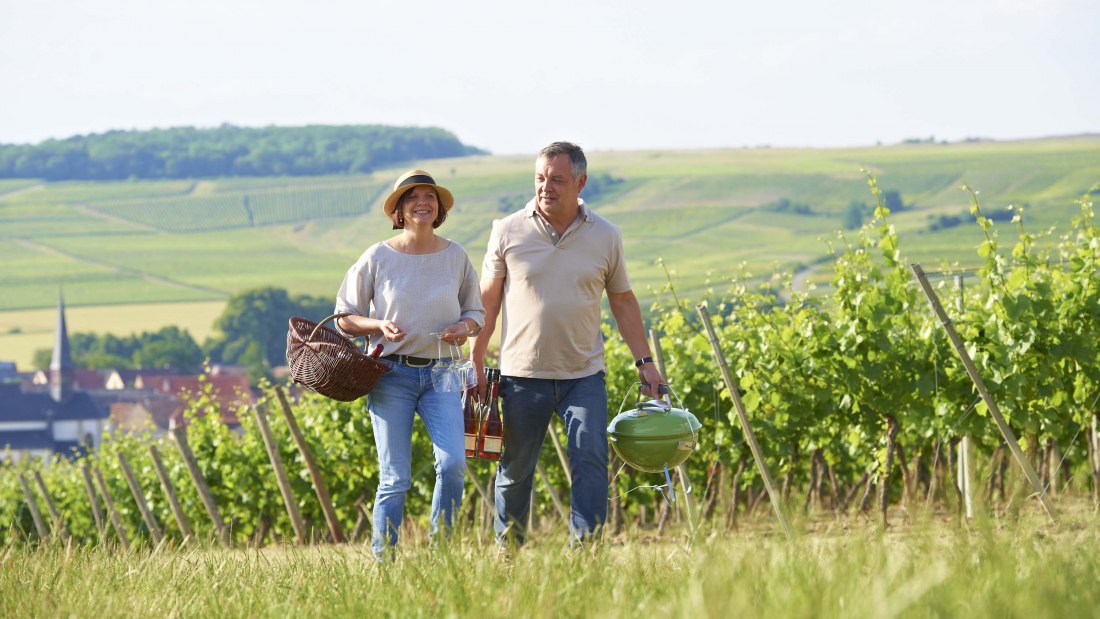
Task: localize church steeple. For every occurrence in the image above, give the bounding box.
[49,291,74,402]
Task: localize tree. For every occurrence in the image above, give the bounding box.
[581,172,624,204]
[882,190,904,212]
[204,287,332,372]
[0,125,487,180]
[237,341,272,384]
[844,201,869,230]
[132,326,204,372]
[31,326,203,372]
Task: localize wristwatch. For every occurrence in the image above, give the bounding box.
[634,356,654,368]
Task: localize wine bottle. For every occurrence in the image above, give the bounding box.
[477,368,504,460]
[462,384,480,458]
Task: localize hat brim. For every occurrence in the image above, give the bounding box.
[383,183,455,216]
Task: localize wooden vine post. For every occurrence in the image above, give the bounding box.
[1092,416,1100,510]
[18,473,49,541]
[953,273,976,519]
[170,424,230,543]
[80,464,107,541]
[148,444,193,539]
[536,461,569,525]
[465,468,494,513]
[92,466,130,549]
[253,404,307,545]
[350,493,370,542]
[527,484,537,534]
[274,387,345,543]
[910,263,1056,521]
[117,452,163,544]
[32,470,70,541]
[697,303,794,542]
[547,424,572,482]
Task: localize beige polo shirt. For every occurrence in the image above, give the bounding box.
[483,198,632,379]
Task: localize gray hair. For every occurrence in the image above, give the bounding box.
[538,141,587,181]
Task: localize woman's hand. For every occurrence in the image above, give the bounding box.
[440,321,471,346]
[380,320,406,343]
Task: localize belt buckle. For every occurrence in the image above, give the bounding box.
[405,355,431,368]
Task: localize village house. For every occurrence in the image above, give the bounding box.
[30,365,252,431]
[0,297,108,463]
[1,297,252,462]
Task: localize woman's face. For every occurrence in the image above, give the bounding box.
[399,185,439,228]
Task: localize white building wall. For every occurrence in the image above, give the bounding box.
[0,421,50,432]
[52,419,103,446]
[53,420,80,441]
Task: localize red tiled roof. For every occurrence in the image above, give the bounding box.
[139,374,252,426]
[72,369,108,390]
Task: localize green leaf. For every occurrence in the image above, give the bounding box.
[742,389,762,411]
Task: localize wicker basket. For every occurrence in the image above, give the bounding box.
[286,313,389,401]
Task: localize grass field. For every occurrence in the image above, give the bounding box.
[3,513,1098,618]
[0,301,225,370]
[2,135,1099,369]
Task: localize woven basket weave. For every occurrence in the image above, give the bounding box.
[286,313,389,401]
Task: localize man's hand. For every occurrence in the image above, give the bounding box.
[638,362,665,398]
[472,276,504,403]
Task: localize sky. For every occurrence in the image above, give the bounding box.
[1,0,1098,155]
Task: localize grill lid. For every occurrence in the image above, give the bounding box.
[608,400,702,440]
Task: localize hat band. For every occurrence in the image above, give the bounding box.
[396,174,435,189]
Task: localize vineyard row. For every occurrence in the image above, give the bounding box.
[2,177,1099,544]
[89,182,387,232]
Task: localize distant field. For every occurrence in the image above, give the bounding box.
[0,301,225,371]
[0,179,42,196]
[1,136,1098,364]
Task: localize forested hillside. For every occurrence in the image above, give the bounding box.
[0,125,485,180]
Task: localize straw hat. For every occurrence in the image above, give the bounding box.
[382,169,455,216]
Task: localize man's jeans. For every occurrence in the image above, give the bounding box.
[367,361,465,559]
[494,372,608,544]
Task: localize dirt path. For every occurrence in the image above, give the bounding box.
[0,183,45,201]
[791,263,818,292]
[780,260,828,303]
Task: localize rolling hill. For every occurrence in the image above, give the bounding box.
[2,135,1098,369]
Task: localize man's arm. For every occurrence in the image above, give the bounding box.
[471,276,504,396]
[607,289,665,396]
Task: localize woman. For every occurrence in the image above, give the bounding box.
[335,169,484,560]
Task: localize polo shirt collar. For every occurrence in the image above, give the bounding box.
[525,198,591,222]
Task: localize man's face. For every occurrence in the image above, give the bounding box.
[535,154,586,217]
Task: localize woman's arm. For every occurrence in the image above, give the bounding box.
[337,315,406,343]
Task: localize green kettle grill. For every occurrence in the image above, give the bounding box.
[608,385,702,474]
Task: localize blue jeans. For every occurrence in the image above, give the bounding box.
[367,361,465,559]
[494,372,608,545]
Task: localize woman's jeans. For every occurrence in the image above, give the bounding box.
[367,361,465,559]
[494,372,608,545]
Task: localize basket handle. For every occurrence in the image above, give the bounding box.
[308,312,355,342]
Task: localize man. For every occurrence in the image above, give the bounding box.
[472,141,665,545]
